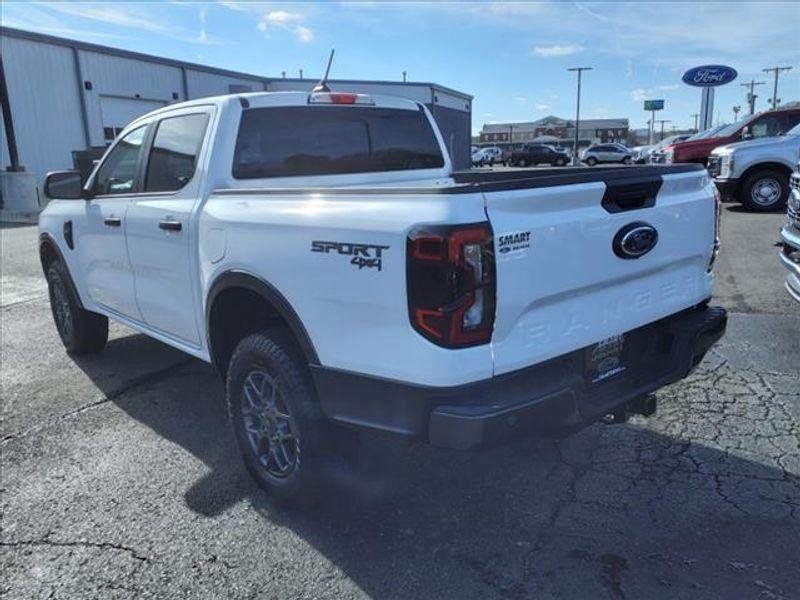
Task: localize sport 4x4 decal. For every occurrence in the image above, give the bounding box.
[311,241,390,271]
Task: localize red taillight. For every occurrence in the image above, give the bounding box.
[407,223,495,348]
[308,92,374,105]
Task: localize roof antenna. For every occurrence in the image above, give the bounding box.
[313,49,335,93]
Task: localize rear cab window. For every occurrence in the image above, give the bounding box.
[232,105,445,179]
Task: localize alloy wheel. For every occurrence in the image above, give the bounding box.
[241,370,299,478]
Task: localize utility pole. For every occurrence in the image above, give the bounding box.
[732,105,741,121]
[690,113,699,132]
[740,79,765,115]
[656,119,672,141]
[762,66,792,109]
[402,71,407,83]
[299,68,304,79]
[567,66,592,165]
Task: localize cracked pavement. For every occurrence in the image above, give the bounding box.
[2,206,799,599]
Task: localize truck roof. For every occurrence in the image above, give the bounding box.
[130,90,424,127]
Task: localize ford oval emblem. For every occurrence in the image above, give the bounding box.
[682,65,738,88]
[613,222,658,259]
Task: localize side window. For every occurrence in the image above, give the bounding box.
[94,125,147,195]
[781,112,800,134]
[749,115,782,139]
[145,113,209,192]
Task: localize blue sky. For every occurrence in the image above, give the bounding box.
[3,1,799,134]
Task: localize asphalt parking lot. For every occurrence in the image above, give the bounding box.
[1,202,799,599]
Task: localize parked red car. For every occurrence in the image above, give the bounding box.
[662,107,800,166]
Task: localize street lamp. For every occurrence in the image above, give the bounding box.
[568,66,592,165]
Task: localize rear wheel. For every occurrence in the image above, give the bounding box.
[46,261,108,354]
[586,157,597,166]
[739,170,788,212]
[622,156,632,165]
[555,158,567,167]
[518,158,528,168]
[226,329,353,504]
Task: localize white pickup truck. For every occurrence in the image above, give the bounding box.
[40,90,727,502]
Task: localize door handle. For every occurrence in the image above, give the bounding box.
[158,220,182,232]
[104,216,122,227]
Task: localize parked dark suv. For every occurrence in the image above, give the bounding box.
[508,144,570,167]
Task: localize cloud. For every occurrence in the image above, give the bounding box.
[42,3,177,35]
[513,96,528,105]
[198,8,209,43]
[631,88,652,102]
[658,84,680,91]
[532,44,584,57]
[626,59,634,78]
[534,103,551,112]
[247,8,314,43]
[295,25,314,43]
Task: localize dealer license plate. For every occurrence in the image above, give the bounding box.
[585,334,628,384]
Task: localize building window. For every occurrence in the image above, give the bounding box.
[103,126,125,145]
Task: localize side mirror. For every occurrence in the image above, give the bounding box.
[44,171,87,200]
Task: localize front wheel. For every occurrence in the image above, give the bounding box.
[46,261,108,354]
[226,329,353,504]
[623,156,632,165]
[517,158,528,168]
[586,157,597,166]
[555,158,567,167]
[739,170,789,212]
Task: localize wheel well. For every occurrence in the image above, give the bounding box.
[207,287,287,375]
[740,162,792,184]
[207,278,318,377]
[39,238,59,273]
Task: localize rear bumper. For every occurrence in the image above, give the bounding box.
[312,304,727,449]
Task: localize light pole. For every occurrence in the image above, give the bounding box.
[732,105,741,121]
[690,113,699,132]
[762,66,792,109]
[568,66,592,165]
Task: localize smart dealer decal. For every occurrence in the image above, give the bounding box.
[497,231,531,255]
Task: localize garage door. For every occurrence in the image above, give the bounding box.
[99,96,166,144]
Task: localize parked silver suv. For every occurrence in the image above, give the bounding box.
[581,143,633,166]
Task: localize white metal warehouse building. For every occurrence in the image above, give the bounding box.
[0,26,472,205]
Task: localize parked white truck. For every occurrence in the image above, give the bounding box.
[708,122,800,211]
[39,90,727,501]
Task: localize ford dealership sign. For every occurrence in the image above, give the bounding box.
[682,65,738,87]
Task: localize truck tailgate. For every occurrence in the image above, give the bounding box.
[484,169,716,376]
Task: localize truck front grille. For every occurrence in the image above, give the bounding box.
[789,172,800,229]
[707,156,722,178]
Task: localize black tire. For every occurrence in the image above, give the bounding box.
[226,329,350,504]
[46,261,108,354]
[623,156,632,165]
[518,158,528,168]
[739,169,789,212]
[586,157,597,166]
[555,158,567,167]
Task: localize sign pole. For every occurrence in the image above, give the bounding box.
[699,87,715,130]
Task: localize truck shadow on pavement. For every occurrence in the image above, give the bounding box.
[76,333,800,599]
